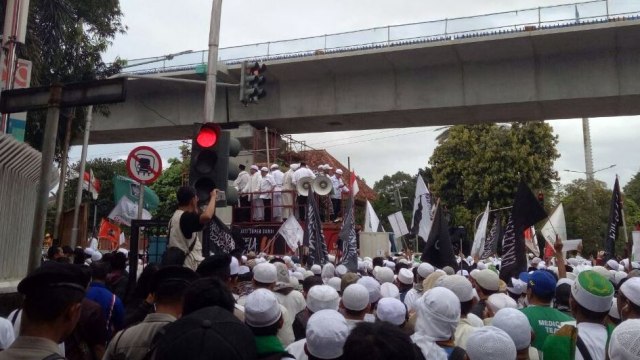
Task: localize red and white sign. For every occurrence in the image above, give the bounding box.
[126,146,162,184]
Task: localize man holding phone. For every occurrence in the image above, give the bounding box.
[164,186,218,270]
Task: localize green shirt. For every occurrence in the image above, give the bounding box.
[521,305,575,350]
[255,335,286,358]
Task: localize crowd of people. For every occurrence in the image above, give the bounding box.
[2,241,640,359]
[233,163,349,223]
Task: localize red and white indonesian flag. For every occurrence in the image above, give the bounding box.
[83,169,101,200]
[350,170,359,198]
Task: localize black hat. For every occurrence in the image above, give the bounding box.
[18,262,86,296]
[150,266,199,293]
[155,306,256,360]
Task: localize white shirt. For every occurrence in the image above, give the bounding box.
[242,171,262,198]
[283,170,295,190]
[271,169,285,188]
[575,322,608,360]
[330,175,348,199]
[292,167,315,185]
[404,288,423,312]
[0,317,15,350]
[234,170,250,193]
[259,174,276,199]
[285,339,307,360]
[274,290,307,321]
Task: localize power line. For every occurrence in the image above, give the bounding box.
[304,128,402,147]
[322,128,436,148]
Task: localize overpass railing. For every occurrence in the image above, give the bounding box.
[123,0,640,74]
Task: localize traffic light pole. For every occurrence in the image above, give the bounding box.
[205,0,222,124]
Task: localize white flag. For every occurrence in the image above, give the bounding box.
[278,216,304,252]
[388,211,409,237]
[364,200,381,232]
[108,196,152,227]
[410,176,432,242]
[471,202,490,258]
[540,203,567,248]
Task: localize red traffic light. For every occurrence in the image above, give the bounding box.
[196,124,220,148]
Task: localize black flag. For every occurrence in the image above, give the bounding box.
[482,214,501,259]
[305,190,329,266]
[500,180,547,282]
[421,201,457,269]
[604,177,623,261]
[339,195,358,272]
[203,216,242,255]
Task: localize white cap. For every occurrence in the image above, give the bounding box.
[612,271,628,286]
[357,276,382,304]
[91,251,102,262]
[531,257,542,265]
[608,319,640,360]
[238,265,250,275]
[244,289,282,327]
[323,164,332,170]
[230,256,239,276]
[456,269,469,277]
[572,270,615,313]
[620,277,640,307]
[321,263,335,281]
[486,293,518,314]
[117,248,129,257]
[270,164,279,169]
[375,267,395,284]
[592,266,613,281]
[477,262,487,270]
[260,167,269,172]
[311,264,322,275]
[397,268,414,285]
[507,278,527,295]
[342,284,370,311]
[304,270,315,279]
[327,254,336,264]
[557,278,575,288]
[250,165,259,171]
[466,326,517,360]
[290,164,300,171]
[376,298,407,326]
[335,264,348,277]
[380,282,400,299]
[306,310,349,359]
[253,263,277,284]
[472,269,500,291]
[384,261,396,271]
[609,297,620,320]
[293,272,304,281]
[414,287,460,340]
[492,308,532,350]
[307,285,340,313]
[335,169,343,175]
[607,259,620,270]
[439,275,474,302]
[327,277,342,293]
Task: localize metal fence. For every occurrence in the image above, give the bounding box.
[123,0,640,74]
[128,219,169,288]
[0,135,41,284]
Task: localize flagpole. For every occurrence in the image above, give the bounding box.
[70,106,93,248]
[620,175,630,248]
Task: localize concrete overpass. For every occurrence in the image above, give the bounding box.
[91,18,640,144]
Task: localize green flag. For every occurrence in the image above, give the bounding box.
[113,175,160,211]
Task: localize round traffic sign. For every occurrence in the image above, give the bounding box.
[126,146,163,184]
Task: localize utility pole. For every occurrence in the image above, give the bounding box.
[582,117,595,199]
[205,0,222,124]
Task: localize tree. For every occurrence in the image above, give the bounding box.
[624,170,640,207]
[151,158,187,220]
[428,122,559,231]
[1,0,127,154]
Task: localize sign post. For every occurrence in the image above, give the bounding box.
[126,145,163,219]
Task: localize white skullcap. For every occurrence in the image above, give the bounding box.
[592,266,613,281]
[456,269,469,277]
[307,285,340,313]
[476,262,487,270]
[241,255,248,263]
[117,248,129,256]
[607,259,620,270]
[557,278,575,288]
[568,258,579,267]
[321,263,335,281]
[531,257,542,265]
[244,289,282,327]
[324,164,332,170]
[384,261,396,270]
[250,165,259,171]
[398,268,414,285]
[293,271,304,281]
[566,272,577,281]
[375,267,395,284]
[306,310,349,359]
[335,169,343,175]
[610,297,621,320]
[472,269,500,291]
[230,256,239,276]
[380,282,400,299]
[492,308,532,350]
[537,261,547,270]
[620,277,640,307]
[357,276,382,304]
[442,266,455,275]
[253,263,277,284]
[414,287,460,340]
[327,254,336,264]
[260,167,269,172]
[469,269,480,278]
[335,264,348,277]
[507,278,527,295]
[466,326,517,360]
[608,319,640,360]
[238,265,250,275]
[439,275,474,302]
[612,271,628,286]
[342,284,370,311]
[304,271,315,279]
[327,277,342,293]
[290,164,300,171]
[270,163,279,169]
[289,277,299,287]
[376,298,407,326]
[486,293,518,314]
[311,264,322,275]
[572,270,614,313]
[283,256,292,263]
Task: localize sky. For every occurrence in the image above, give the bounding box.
[69,0,640,189]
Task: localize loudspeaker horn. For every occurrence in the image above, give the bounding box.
[296,176,314,196]
[313,175,333,196]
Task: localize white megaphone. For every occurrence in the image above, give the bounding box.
[296,177,314,196]
[313,175,333,196]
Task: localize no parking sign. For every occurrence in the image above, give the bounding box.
[126,146,162,184]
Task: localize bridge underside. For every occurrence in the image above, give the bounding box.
[90,20,640,144]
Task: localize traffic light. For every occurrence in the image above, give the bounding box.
[239,61,267,105]
[189,123,241,207]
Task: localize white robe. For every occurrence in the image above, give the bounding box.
[243,172,262,220]
[282,169,296,219]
